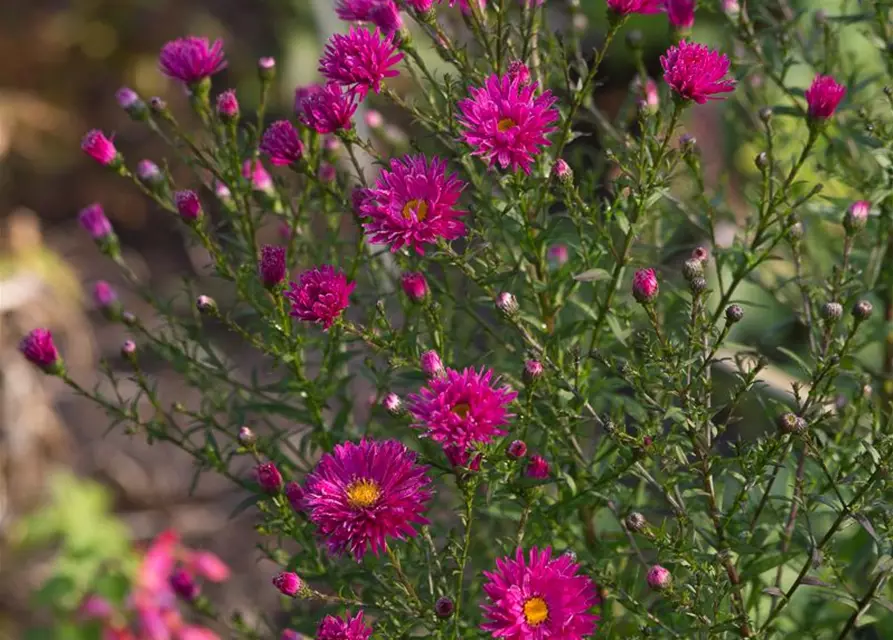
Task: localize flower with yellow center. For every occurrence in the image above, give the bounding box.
[497,117,516,132]
[452,402,470,419]
[346,478,381,508]
[402,199,428,221]
[523,596,549,626]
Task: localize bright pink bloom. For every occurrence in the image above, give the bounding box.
[285,265,355,329]
[260,120,304,166]
[420,350,445,377]
[482,547,599,639]
[242,159,274,192]
[79,204,113,239]
[606,0,664,14]
[273,571,303,597]
[296,82,359,134]
[319,27,403,96]
[458,73,559,174]
[507,60,531,85]
[647,564,672,590]
[158,37,227,84]
[294,84,324,116]
[170,568,200,601]
[81,130,118,166]
[661,40,735,104]
[175,190,203,220]
[632,268,659,303]
[301,439,432,559]
[667,0,696,28]
[317,611,373,640]
[77,594,114,621]
[401,272,429,302]
[526,455,550,478]
[216,89,239,120]
[255,462,283,493]
[337,0,403,34]
[804,74,846,120]
[20,328,61,372]
[361,154,467,254]
[408,367,517,451]
[259,245,287,288]
[93,280,118,308]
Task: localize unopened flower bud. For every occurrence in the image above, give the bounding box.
[93,280,121,320]
[121,340,137,360]
[523,360,544,384]
[82,129,121,167]
[507,60,531,85]
[365,109,384,129]
[788,220,804,242]
[632,268,659,304]
[625,511,647,532]
[647,565,672,591]
[383,392,403,415]
[196,295,216,314]
[755,152,769,170]
[122,311,137,326]
[682,258,703,281]
[690,276,708,294]
[285,481,304,512]
[680,134,697,153]
[435,595,455,618]
[272,572,304,597]
[507,440,527,458]
[149,96,169,117]
[496,291,519,316]
[759,106,773,123]
[238,426,256,447]
[258,56,276,81]
[843,200,870,234]
[526,454,550,479]
[319,162,336,183]
[547,244,569,268]
[852,300,873,322]
[821,301,842,321]
[170,569,200,601]
[551,158,573,185]
[420,350,445,378]
[778,412,807,434]
[137,160,164,189]
[259,245,286,289]
[723,0,740,16]
[216,89,240,122]
[19,328,64,375]
[401,272,429,303]
[116,87,148,120]
[255,462,283,493]
[725,304,744,324]
[175,190,203,221]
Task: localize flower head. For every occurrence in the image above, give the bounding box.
[255,462,283,493]
[302,439,432,559]
[383,392,403,415]
[667,0,696,29]
[632,268,659,303]
[273,571,304,597]
[361,154,467,254]
[297,82,359,134]
[507,60,531,85]
[78,203,113,239]
[804,74,846,120]
[458,73,559,174]
[320,27,403,96]
[507,440,527,458]
[606,0,664,14]
[523,360,544,384]
[175,190,203,221]
[81,130,118,166]
[243,159,274,192]
[409,366,517,451]
[285,265,355,329]
[420,350,445,378]
[526,455,550,479]
[216,89,240,120]
[481,547,599,639]
[337,0,403,34]
[260,120,305,166]
[661,40,735,104]
[259,245,287,288]
[401,272,429,302]
[158,37,227,84]
[285,481,304,512]
[137,160,163,186]
[170,569,200,601]
[647,565,672,590]
[844,200,870,234]
[317,611,373,640]
[19,328,63,374]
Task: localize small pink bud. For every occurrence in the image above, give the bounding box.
[507,440,527,458]
[175,190,203,221]
[238,426,256,446]
[383,392,403,415]
[647,565,672,591]
[170,568,200,601]
[435,596,455,618]
[81,129,119,166]
[319,162,336,183]
[365,110,384,129]
[632,268,659,304]
[281,631,306,640]
[137,160,164,187]
[844,200,870,234]
[551,159,573,185]
[242,159,274,193]
[526,454,550,479]
[507,60,531,85]
[93,280,120,315]
[77,594,114,622]
[19,328,63,375]
[255,462,283,493]
[116,87,139,110]
[547,244,569,267]
[272,571,304,597]
[523,360,543,384]
[323,136,342,154]
[121,340,136,359]
[495,291,518,316]
[216,89,240,121]
[420,350,445,378]
[259,245,287,289]
[196,295,216,314]
[78,203,113,240]
[691,246,709,262]
[285,481,304,512]
[189,551,230,582]
[401,272,429,303]
[722,0,740,16]
[258,57,276,81]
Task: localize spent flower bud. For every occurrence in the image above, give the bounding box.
[435,596,455,618]
[759,106,773,123]
[821,301,843,321]
[778,412,807,435]
[625,511,647,532]
[383,392,403,415]
[196,295,217,314]
[551,159,573,185]
[682,258,703,281]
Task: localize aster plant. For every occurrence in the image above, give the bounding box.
[32,1,893,639]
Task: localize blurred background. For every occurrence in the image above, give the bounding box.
[0,0,876,637]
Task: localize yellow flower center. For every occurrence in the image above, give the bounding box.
[497,117,516,132]
[402,199,428,221]
[346,479,381,508]
[452,403,471,419]
[523,597,549,626]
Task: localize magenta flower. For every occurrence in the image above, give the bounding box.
[216,89,240,120]
[170,568,200,601]
[844,200,870,234]
[19,328,62,373]
[661,40,735,104]
[507,440,527,458]
[647,564,672,590]
[482,547,599,639]
[458,73,559,174]
[77,594,114,622]
[420,350,445,378]
[175,190,203,221]
[408,366,517,451]
[93,280,119,313]
[336,0,403,34]
[260,120,305,166]
[401,272,429,302]
[633,268,659,303]
[320,27,403,96]
[804,74,846,120]
[81,129,118,166]
[243,159,274,192]
[294,84,324,116]
[407,0,435,10]
[547,244,569,267]
[301,439,432,559]
[273,571,304,597]
[317,611,373,640]
[78,203,113,239]
[606,0,664,15]
[526,454,550,479]
[667,0,696,28]
[297,83,359,134]
[284,265,355,329]
[507,60,531,85]
[285,481,304,512]
[255,462,283,493]
[158,37,227,84]
[361,154,467,254]
[259,245,287,288]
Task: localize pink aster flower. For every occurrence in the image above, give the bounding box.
[158,37,227,84]
[804,74,846,120]
[319,27,403,96]
[482,547,599,639]
[19,328,63,373]
[301,439,432,559]
[361,154,467,254]
[216,89,239,120]
[260,120,305,166]
[661,40,735,104]
[526,454,550,479]
[606,0,664,15]
[79,203,113,239]
[401,272,429,302]
[284,265,355,329]
[458,73,559,174]
[316,611,373,640]
[297,82,359,134]
[667,0,696,29]
[408,366,517,451]
[242,159,274,192]
[633,268,659,303]
[81,129,118,166]
[272,571,304,597]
